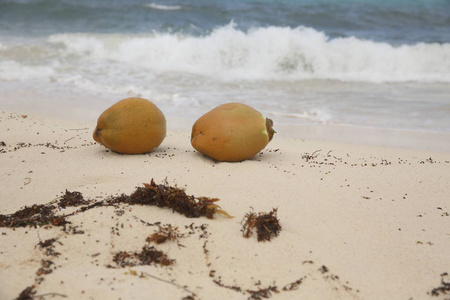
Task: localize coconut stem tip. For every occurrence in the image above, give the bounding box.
[266,118,275,142]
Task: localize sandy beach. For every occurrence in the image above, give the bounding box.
[1,110,449,300]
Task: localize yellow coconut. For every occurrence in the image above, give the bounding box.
[93,97,166,154]
[191,103,275,162]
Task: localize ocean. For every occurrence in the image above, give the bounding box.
[1,0,450,137]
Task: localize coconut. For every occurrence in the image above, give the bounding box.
[191,103,275,162]
[93,97,166,154]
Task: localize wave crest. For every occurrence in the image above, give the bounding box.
[144,3,182,10]
[17,24,450,83]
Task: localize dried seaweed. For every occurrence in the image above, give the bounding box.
[319,265,329,273]
[113,179,232,219]
[0,179,230,230]
[430,272,450,296]
[37,238,61,257]
[36,260,54,276]
[242,208,281,242]
[0,204,68,228]
[212,278,243,293]
[12,234,70,300]
[112,246,174,267]
[282,278,303,291]
[302,150,321,162]
[57,190,91,209]
[248,286,279,299]
[147,225,183,244]
[15,286,36,300]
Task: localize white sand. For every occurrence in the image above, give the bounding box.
[1,111,449,300]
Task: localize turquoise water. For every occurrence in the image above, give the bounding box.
[0,0,449,133]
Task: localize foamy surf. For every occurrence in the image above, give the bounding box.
[267,110,333,124]
[40,24,450,83]
[144,3,182,10]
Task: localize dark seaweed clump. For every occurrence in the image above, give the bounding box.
[0,180,230,229]
[0,190,92,228]
[430,272,450,296]
[57,190,91,208]
[112,246,175,267]
[15,286,36,300]
[37,238,61,257]
[248,286,279,299]
[113,179,231,219]
[242,208,281,242]
[147,224,183,244]
[0,204,68,228]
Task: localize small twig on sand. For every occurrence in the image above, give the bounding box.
[64,137,75,143]
[67,128,89,131]
[141,272,195,296]
[34,292,68,298]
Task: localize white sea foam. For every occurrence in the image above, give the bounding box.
[267,109,333,124]
[145,3,182,10]
[0,60,56,81]
[2,24,450,85]
[44,24,450,83]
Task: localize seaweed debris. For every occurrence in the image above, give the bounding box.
[0,190,93,228]
[0,203,68,228]
[147,224,183,244]
[248,286,279,299]
[37,238,61,257]
[36,259,54,276]
[113,179,232,219]
[112,246,175,268]
[282,278,303,291]
[429,272,450,297]
[57,190,90,209]
[241,208,281,242]
[15,285,36,300]
[0,179,230,230]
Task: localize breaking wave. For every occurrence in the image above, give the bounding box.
[144,3,183,10]
[2,24,450,83]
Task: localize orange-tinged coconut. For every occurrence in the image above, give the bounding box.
[191,103,275,162]
[93,97,166,154]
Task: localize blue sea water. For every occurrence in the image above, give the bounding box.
[0,0,449,134]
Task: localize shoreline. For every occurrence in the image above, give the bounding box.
[1,110,450,300]
[1,83,449,154]
[2,101,449,153]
